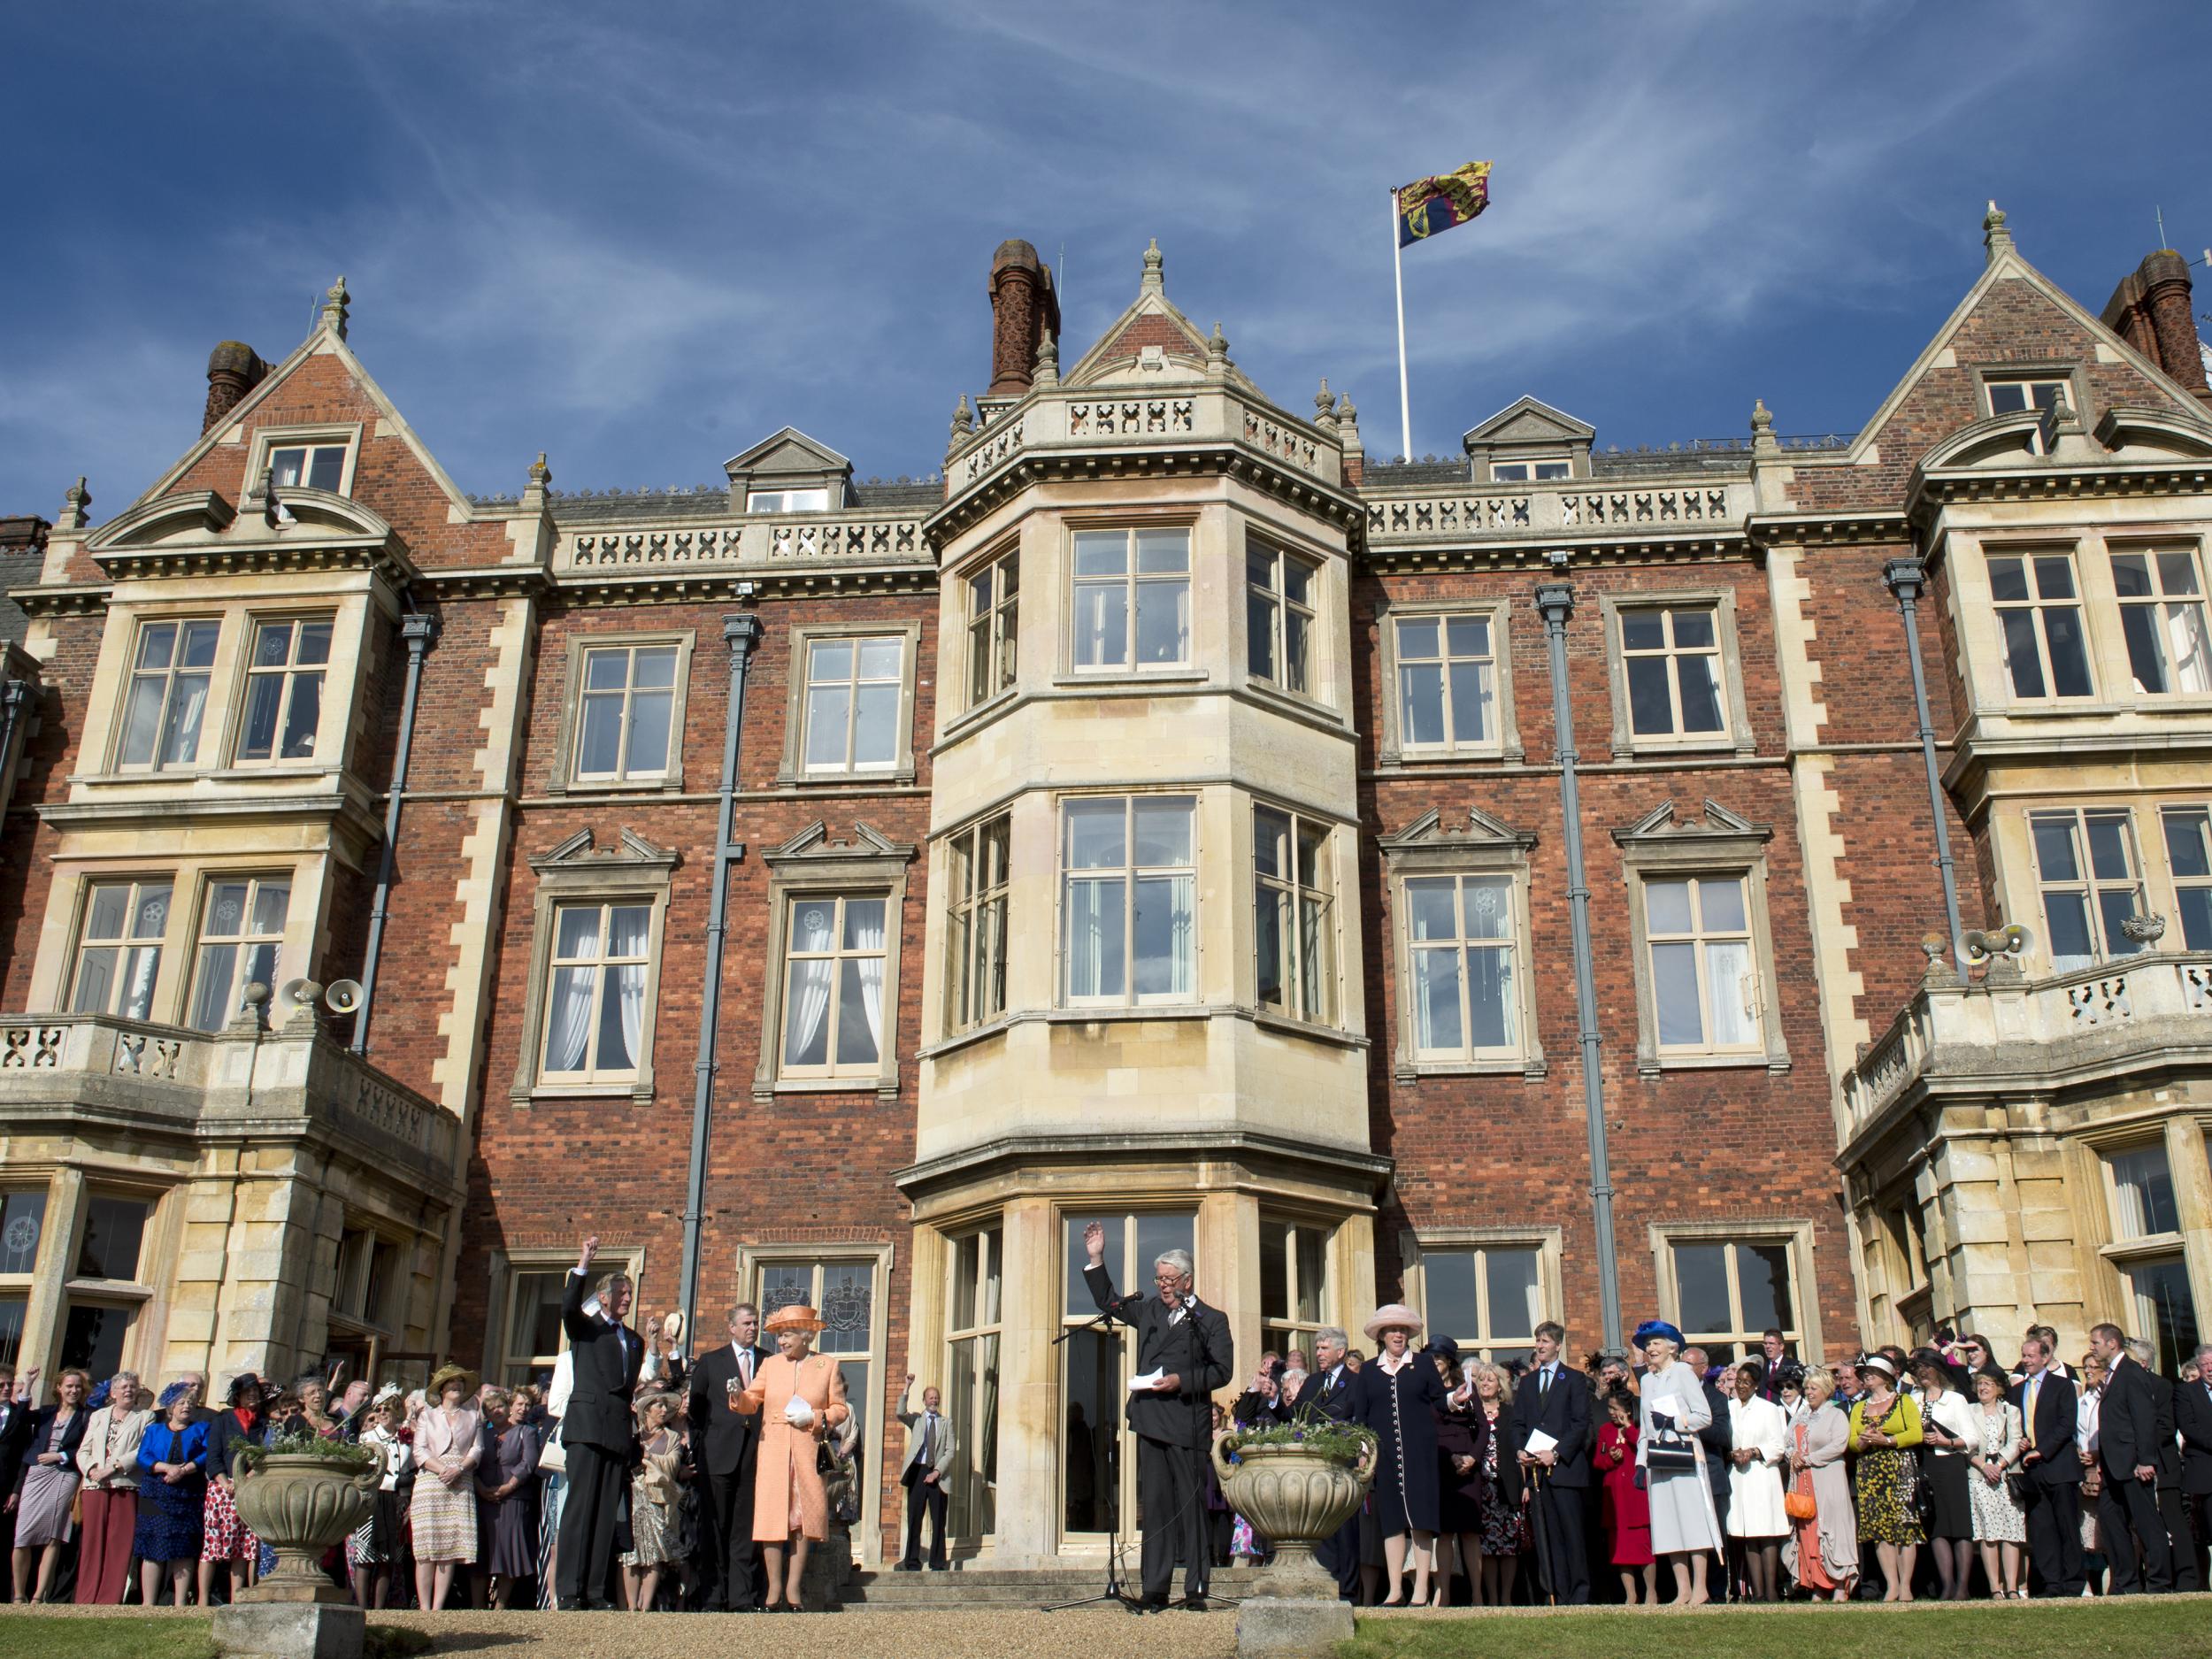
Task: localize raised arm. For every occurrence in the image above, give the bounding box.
[1080,1220,1141,1322]
[562,1235,600,1344]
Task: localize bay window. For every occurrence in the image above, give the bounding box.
[1063,795,1194,1004]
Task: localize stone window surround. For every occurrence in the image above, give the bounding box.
[1598,588,1756,762]
[241,421,365,503]
[1057,789,1203,1014]
[1396,1225,1566,1356]
[1057,509,1201,683]
[774,619,925,787]
[1646,1216,1823,1359]
[1614,800,1790,1079]
[1249,797,1343,1029]
[940,808,1011,1042]
[482,1241,651,1382]
[2070,1118,2202,1263]
[59,872,174,1022]
[104,611,227,776]
[222,611,342,772]
[1973,358,2090,426]
[1240,523,1335,710]
[957,540,1021,717]
[1371,596,1526,766]
[328,1217,407,1339]
[547,628,696,795]
[508,828,679,1106]
[752,822,914,1100]
[58,1179,163,1372]
[1377,807,1547,1081]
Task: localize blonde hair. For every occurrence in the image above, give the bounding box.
[1800,1365,1834,1402]
[1466,1359,1515,1406]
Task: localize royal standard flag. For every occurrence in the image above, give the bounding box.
[1396,161,1492,247]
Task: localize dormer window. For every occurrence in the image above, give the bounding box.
[747,488,830,513]
[268,443,346,492]
[1489,459,1570,483]
[1985,377,2070,418]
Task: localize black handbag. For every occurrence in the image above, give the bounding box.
[816,1441,836,1475]
[1644,1411,1699,1472]
[2004,1470,2032,1504]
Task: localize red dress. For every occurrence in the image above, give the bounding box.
[1596,1421,1653,1567]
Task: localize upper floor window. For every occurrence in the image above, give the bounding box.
[2113,548,2211,696]
[966,549,1019,709]
[334,1225,400,1329]
[780,894,888,1079]
[1406,873,1518,1059]
[1071,528,1190,671]
[70,879,170,1021]
[2162,807,2212,950]
[2032,808,2145,970]
[2107,1143,2181,1240]
[1621,606,1725,740]
[1644,874,1762,1056]
[542,901,653,1083]
[1254,806,1334,1024]
[188,876,288,1031]
[803,635,903,776]
[74,1193,150,1283]
[1989,551,2093,699]
[1489,459,1570,481]
[576,643,677,782]
[235,618,332,764]
[1396,613,1495,752]
[1063,795,1194,1004]
[945,815,1010,1033]
[1985,377,2070,418]
[1246,543,1317,695]
[747,488,829,512]
[119,619,220,771]
[269,443,345,492]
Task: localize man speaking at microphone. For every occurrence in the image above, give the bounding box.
[1083,1220,1233,1611]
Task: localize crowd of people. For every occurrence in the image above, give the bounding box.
[1222,1312,2212,1606]
[3,1282,2205,1612]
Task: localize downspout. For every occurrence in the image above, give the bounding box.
[351,612,439,1053]
[1534,577,1622,1349]
[679,611,763,1348]
[1882,558,1967,969]
[0,679,31,799]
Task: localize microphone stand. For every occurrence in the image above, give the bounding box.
[1045,1307,1141,1614]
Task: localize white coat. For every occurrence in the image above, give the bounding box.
[1726,1392,1790,1538]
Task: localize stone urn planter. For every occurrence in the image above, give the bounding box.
[230,1450,380,1606]
[1210,1431,1375,1598]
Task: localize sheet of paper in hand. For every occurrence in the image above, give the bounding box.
[1129,1369,1167,1394]
[1524,1428,1559,1456]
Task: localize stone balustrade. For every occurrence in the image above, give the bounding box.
[946,383,1347,493]
[1361,479,1750,545]
[1839,952,2212,1146]
[560,509,932,573]
[0,1010,457,1178]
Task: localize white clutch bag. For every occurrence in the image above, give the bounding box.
[783,1397,816,1429]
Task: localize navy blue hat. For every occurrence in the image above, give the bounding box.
[1424,1337,1462,1368]
[1632,1319,1686,1348]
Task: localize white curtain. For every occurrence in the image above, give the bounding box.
[1066,877,1118,998]
[162,674,210,764]
[123,946,160,1022]
[852,903,886,1054]
[610,908,650,1067]
[545,966,594,1071]
[2170,603,2211,694]
[784,903,835,1064]
[1706,941,1757,1048]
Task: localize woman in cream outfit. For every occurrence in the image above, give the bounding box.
[1632,1320,1720,1606]
[1724,1361,1789,1601]
[74,1372,151,1605]
[736,1302,850,1612]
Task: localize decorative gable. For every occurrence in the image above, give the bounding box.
[723,427,853,510]
[763,820,916,868]
[1611,798,1770,849]
[1378,805,1537,856]
[1461,395,1594,481]
[528,826,681,876]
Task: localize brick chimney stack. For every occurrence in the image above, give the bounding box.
[987,240,1061,397]
[2101,250,2212,409]
[204,342,269,434]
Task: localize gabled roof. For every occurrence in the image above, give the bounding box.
[1061,240,1257,396]
[721,426,852,479]
[1461,396,1594,450]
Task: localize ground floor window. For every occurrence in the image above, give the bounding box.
[1666,1233,1803,1364]
[945,1225,1002,1540]
[1059,1210,1195,1537]
[1418,1241,1546,1365]
[1258,1217,1333,1361]
[758,1256,879,1450]
[2124,1256,2200,1378]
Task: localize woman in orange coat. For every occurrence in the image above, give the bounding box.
[734,1303,850,1611]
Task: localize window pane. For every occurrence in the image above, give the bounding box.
[1462,877,1511,941]
[2000,611,2047,698]
[2112,552,2154,597]
[1133,875,1192,996]
[1133,579,1189,664]
[1704,939,1756,1048]
[279,672,320,758]
[2178,887,2212,952]
[1734,1244,1794,1334]
[1988,383,2027,414]
[1255,886,1286,1010]
[1468,945,1514,1048]
[1626,657,1674,734]
[1247,591,1277,680]
[2163,813,2210,879]
[119,678,165,766]
[1065,878,1125,998]
[803,684,851,768]
[1254,806,1289,879]
[1066,801,1125,869]
[1407,879,1457,942]
[835,958,881,1065]
[555,905,602,959]
[1675,1244,1732,1335]
[2043,608,2093,696]
[59,1303,131,1379]
[782,959,833,1067]
[1671,611,1715,650]
[818,1260,873,1353]
[2110,1144,2180,1238]
[1485,1249,1540,1341]
[189,943,237,1030]
[628,645,675,689]
[251,882,289,935]
[1071,582,1127,667]
[1259,1221,1289,1320]
[593,964,636,1071]
[1397,618,1440,659]
[1134,530,1187,573]
[1620,612,1666,651]
[584,650,630,691]
[852,683,900,767]
[1425,1251,1479,1342]
[2099,887,2143,955]
[1412,948,1463,1052]
[2121,604,2170,693]
[1447,660,1492,743]
[511,1273,566,1363]
[1399,662,1446,744]
[0,1299,20,1371]
[2032,817,2081,882]
[856,637,902,680]
[270,449,306,488]
[2126,1258,2200,1379]
[0,1191,49,1275]
[1675,654,1724,733]
[809,639,853,683]
[306,448,344,491]
[1652,941,1703,1045]
[1698,877,1747,933]
[1645,880,1694,935]
[2085,816,2132,881]
[1444,616,1487,657]
[1294,1226,1326,1323]
[2044,892,2094,967]
[159,672,209,764]
[1072,532,1127,577]
[2032,557,2077,601]
[76,1196,149,1281]
[296,622,332,666]
[626,690,672,773]
[576,695,623,775]
[1283,611,1310,694]
[72,949,117,1015]
[1132,798,1192,866]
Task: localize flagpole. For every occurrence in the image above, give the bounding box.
[1391,188,1412,462]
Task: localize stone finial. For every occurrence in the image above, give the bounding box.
[320,275,350,340]
[1982,200,2014,265]
[1033,327,1060,389]
[1750,397,1780,458]
[58,476,90,532]
[1141,238,1164,295]
[529,450,551,488]
[1314,378,1337,433]
[947,394,974,458]
[1205,320,1229,381]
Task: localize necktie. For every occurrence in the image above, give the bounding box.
[1540,1366,1552,1403]
[922,1413,934,1465]
[2024,1377,2039,1448]
[739,1348,753,1387]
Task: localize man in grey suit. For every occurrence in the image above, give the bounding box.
[895,1375,956,1570]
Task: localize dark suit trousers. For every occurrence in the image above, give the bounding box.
[1528,1477,1590,1603]
[2157,1486,2201,1593]
[1135,1433,1208,1601]
[2023,1479,2084,1596]
[2101,1471,2173,1593]
[1314,1513,1360,1600]
[706,1437,761,1609]
[557,1440,627,1607]
[902,1469,949,1567]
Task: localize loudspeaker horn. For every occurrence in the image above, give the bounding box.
[324,979,365,1015]
[279,978,323,1008]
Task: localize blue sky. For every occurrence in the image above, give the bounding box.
[4,1,2210,515]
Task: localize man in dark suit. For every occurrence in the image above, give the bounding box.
[0,1366,32,1601]
[687,1302,771,1609]
[555,1234,643,1609]
[2092,1324,2172,1593]
[1289,1326,1360,1601]
[2176,1342,2212,1594]
[1083,1220,1233,1611]
[1512,1320,1592,1604]
[2125,1339,2200,1592]
[2010,1334,2084,1596]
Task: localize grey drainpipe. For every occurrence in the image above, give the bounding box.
[1883,558,1967,969]
[679,612,763,1349]
[350,612,439,1054]
[0,680,32,798]
[1534,577,1623,1349]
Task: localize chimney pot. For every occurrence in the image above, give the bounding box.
[204,341,268,434]
[987,239,1061,397]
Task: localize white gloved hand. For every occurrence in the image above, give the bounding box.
[783,1396,816,1429]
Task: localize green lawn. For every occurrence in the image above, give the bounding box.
[1340,1597,2209,1658]
[0,1617,217,1659]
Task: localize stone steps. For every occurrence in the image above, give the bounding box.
[841,1564,1271,1609]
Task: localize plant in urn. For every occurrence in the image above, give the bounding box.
[231,1434,380,1605]
[1211,1414,1376,1597]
